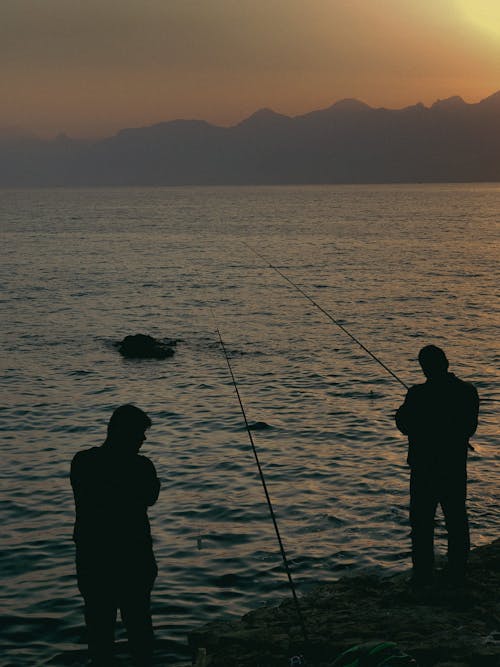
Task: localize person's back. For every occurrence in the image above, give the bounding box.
[395,346,479,585]
[71,445,159,550]
[396,370,478,470]
[71,405,160,667]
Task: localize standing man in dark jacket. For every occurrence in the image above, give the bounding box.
[71,404,160,666]
[396,346,479,586]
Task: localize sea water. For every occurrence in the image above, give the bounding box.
[1,184,498,665]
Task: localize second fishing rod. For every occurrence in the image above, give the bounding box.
[243,241,498,405]
[211,310,309,645]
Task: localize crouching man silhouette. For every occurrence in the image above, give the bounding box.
[71,405,160,666]
[396,346,479,586]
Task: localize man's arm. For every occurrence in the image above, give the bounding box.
[148,473,161,507]
[395,389,413,436]
[465,385,480,439]
[70,450,87,499]
[139,457,161,506]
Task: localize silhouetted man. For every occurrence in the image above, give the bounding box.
[71,405,160,666]
[395,346,479,586]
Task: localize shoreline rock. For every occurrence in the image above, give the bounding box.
[188,538,500,666]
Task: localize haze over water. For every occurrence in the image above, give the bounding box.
[1,184,498,665]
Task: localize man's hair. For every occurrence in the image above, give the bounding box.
[418,345,449,376]
[107,404,152,438]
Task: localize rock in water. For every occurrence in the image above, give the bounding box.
[249,421,272,431]
[116,334,176,360]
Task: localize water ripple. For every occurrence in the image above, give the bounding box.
[1,184,498,666]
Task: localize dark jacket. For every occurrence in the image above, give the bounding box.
[396,372,479,470]
[71,445,160,551]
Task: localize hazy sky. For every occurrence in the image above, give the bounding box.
[2,0,500,138]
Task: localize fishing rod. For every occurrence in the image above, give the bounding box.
[211,311,309,643]
[243,243,499,406]
[243,242,409,390]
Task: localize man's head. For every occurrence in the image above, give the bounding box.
[418,345,449,380]
[106,404,152,454]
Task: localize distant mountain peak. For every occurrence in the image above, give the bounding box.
[478,90,500,107]
[401,102,427,112]
[329,98,372,112]
[431,96,467,111]
[250,107,279,118]
[237,108,291,127]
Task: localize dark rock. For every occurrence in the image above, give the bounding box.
[188,538,500,666]
[248,421,273,431]
[116,334,176,360]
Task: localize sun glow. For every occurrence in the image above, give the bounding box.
[457,0,500,38]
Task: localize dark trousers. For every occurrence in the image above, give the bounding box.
[409,467,469,580]
[82,587,154,666]
[76,548,157,666]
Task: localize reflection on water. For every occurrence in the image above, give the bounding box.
[1,184,498,665]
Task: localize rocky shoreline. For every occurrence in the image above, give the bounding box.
[188,538,500,666]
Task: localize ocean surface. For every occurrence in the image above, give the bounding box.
[1,184,498,666]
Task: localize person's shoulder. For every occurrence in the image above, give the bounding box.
[71,447,101,467]
[450,373,478,397]
[408,382,427,395]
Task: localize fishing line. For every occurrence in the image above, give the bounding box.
[211,310,309,643]
[243,241,409,390]
[242,243,499,415]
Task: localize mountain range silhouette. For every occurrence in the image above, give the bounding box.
[2,92,500,186]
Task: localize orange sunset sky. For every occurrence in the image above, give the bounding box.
[2,0,500,138]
